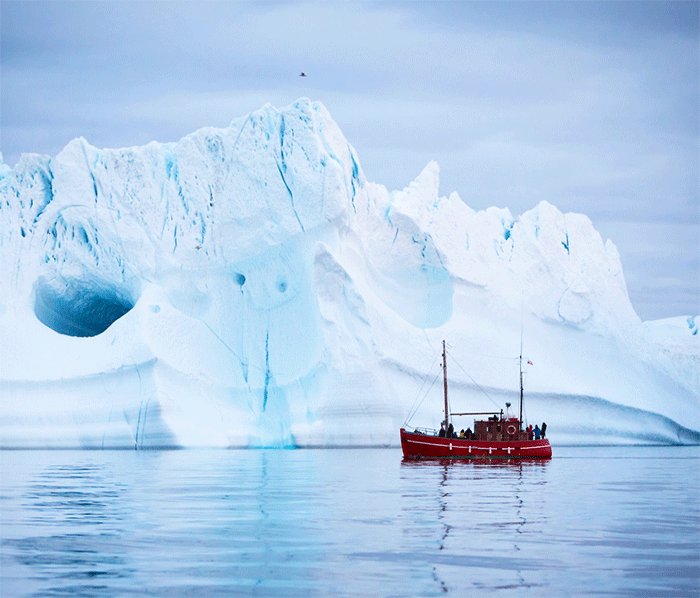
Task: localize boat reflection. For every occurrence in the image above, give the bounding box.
[401,456,551,469]
[399,449,551,593]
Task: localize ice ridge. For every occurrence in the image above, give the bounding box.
[0,99,697,448]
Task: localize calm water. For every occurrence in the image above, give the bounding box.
[1,447,698,597]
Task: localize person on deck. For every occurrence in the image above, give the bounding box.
[447,423,454,438]
[534,425,541,439]
[541,422,547,438]
[438,425,446,438]
[527,424,533,440]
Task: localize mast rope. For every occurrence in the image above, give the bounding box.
[445,341,518,362]
[404,369,442,427]
[403,350,440,427]
[445,347,502,410]
[452,351,517,361]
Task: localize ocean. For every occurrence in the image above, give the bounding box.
[1,446,698,597]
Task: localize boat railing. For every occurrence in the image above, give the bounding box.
[411,427,439,436]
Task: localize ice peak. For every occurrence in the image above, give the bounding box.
[389,161,442,221]
[408,160,440,195]
[0,153,11,183]
[0,99,696,449]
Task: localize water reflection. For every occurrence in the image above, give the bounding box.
[401,457,551,469]
[435,463,450,592]
[400,455,551,594]
[2,448,694,597]
[5,460,133,597]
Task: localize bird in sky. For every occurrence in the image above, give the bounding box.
[300,72,307,77]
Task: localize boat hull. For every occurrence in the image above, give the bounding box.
[400,428,552,460]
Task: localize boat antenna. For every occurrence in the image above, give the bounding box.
[442,340,449,430]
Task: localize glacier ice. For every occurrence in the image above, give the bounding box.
[0,98,698,448]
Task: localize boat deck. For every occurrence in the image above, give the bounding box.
[401,428,552,459]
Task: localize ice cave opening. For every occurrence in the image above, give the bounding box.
[33,276,135,337]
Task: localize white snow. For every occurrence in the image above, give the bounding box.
[0,98,698,448]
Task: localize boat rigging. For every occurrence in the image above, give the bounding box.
[400,340,552,460]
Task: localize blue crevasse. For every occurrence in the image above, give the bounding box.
[0,99,696,449]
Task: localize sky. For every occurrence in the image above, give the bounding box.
[1,1,698,322]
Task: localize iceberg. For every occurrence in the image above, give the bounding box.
[0,98,698,448]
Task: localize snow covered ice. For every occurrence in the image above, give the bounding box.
[0,98,698,448]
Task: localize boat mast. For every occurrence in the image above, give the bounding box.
[442,340,449,430]
[519,319,524,429]
[519,352,524,428]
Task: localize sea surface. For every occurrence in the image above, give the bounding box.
[1,446,698,597]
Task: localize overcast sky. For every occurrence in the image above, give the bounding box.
[1,1,698,321]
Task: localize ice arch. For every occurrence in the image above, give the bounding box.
[33,276,135,337]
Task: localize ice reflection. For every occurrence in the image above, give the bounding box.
[1,448,695,597]
[5,460,133,597]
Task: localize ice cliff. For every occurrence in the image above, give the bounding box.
[1,98,698,448]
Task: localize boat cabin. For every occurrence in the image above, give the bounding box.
[472,415,529,442]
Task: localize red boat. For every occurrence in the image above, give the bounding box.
[400,341,552,460]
